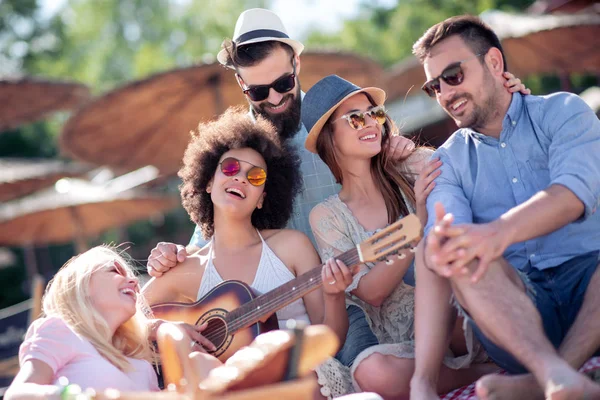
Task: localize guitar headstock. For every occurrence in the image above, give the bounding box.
[357,214,422,263]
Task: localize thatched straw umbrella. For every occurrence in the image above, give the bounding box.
[0,158,92,202]
[0,77,90,132]
[0,180,179,255]
[384,11,600,101]
[485,10,600,80]
[59,50,383,175]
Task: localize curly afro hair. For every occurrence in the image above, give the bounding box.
[179,106,302,240]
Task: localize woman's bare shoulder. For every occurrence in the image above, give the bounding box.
[261,229,319,270]
[261,229,312,248]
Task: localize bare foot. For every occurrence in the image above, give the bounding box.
[410,378,439,400]
[475,373,543,400]
[544,368,600,400]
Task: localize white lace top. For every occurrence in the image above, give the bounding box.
[309,149,485,373]
[196,231,311,329]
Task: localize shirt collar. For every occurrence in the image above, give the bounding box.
[504,93,523,128]
[466,92,525,143]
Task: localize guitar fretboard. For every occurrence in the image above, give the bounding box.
[225,247,363,332]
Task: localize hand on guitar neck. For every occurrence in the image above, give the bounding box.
[149,214,422,362]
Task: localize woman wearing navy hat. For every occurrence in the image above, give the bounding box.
[301,75,527,397]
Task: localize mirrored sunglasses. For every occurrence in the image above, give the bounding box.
[219,157,267,187]
[335,106,387,130]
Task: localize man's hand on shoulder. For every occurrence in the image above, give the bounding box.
[147,242,188,277]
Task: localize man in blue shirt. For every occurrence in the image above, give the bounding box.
[408,15,600,400]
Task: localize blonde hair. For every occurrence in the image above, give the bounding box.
[42,245,155,372]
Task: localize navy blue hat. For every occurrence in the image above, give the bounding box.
[302,75,386,153]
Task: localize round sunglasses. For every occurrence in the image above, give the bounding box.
[219,157,267,187]
[334,105,387,130]
[240,58,297,102]
[421,53,483,97]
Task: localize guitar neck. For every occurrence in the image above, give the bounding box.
[227,247,363,332]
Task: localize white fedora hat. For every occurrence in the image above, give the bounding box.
[217,8,304,67]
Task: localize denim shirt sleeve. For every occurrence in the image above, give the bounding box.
[189,224,208,247]
[424,147,474,236]
[544,93,600,219]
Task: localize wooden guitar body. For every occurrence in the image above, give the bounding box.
[151,214,421,363]
[151,280,279,362]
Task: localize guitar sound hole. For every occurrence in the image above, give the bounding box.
[201,318,228,349]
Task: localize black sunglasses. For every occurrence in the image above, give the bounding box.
[421,53,483,97]
[240,58,297,102]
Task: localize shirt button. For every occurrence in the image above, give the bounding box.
[512,120,517,126]
[500,142,506,148]
[512,177,518,183]
[530,253,536,259]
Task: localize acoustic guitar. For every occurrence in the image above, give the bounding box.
[151,214,421,362]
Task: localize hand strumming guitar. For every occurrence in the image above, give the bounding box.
[148,319,216,353]
[321,258,354,296]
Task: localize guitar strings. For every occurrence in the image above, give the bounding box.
[200,268,329,341]
[200,245,411,344]
[222,251,361,325]
[200,247,409,343]
[199,252,364,342]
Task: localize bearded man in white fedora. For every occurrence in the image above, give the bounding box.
[144,8,417,379]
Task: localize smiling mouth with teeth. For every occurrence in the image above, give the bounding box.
[120,288,136,298]
[451,99,467,111]
[225,188,246,199]
[359,134,377,141]
[270,101,286,110]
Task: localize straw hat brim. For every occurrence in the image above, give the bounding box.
[305,87,386,154]
[217,37,305,67]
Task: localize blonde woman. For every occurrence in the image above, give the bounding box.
[5,246,161,399]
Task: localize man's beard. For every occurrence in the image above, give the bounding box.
[446,69,500,132]
[252,85,302,140]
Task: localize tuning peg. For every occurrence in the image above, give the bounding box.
[385,258,394,265]
[397,252,406,259]
[409,247,417,253]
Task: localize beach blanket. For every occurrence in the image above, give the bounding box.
[441,357,600,400]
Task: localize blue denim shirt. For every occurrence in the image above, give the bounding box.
[190,92,340,247]
[425,92,600,271]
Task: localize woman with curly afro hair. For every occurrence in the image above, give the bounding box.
[142,106,353,356]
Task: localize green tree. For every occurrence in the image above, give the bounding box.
[306,0,538,67]
[25,0,268,91]
[0,0,270,308]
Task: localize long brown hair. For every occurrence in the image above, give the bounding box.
[316,93,416,224]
